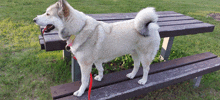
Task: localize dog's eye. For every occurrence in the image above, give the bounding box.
[46,13,50,16]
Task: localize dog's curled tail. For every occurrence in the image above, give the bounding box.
[134,7,158,36]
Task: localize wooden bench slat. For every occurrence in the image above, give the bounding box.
[103,19,201,26]
[39,35,43,40]
[87,11,182,21]
[44,35,66,51]
[39,35,45,50]
[159,22,215,38]
[155,11,177,14]
[89,13,185,21]
[158,13,184,18]
[43,35,66,51]
[101,15,193,23]
[58,57,220,100]
[50,52,217,99]
[159,19,203,27]
[39,40,45,50]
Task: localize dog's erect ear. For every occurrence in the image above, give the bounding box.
[58,0,70,18]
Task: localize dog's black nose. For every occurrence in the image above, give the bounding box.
[33,18,37,23]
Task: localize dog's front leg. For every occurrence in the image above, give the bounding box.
[127,52,140,79]
[73,62,92,97]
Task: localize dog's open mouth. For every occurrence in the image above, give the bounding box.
[43,24,55,33]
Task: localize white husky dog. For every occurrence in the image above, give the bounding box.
[34,0,160,97]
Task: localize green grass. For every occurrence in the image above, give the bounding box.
[1,0,220,99]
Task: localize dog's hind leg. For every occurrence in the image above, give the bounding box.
[138,49,157,85]
[94,62,104,81]
[126,51,140,79]
[73,62,92,97]
[138,55,151,85]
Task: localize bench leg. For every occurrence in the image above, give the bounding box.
[63,50,71,62]
[71,56,81,82]
[193,76,202,88]
[159,37,174,61]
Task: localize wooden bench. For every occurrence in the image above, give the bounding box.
[37,11,217,99]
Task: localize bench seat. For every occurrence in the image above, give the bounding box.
[50,52,220,100]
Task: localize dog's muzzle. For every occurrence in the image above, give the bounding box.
[33,17,55,33]
[33,17,38,23]
[33,19,37,23]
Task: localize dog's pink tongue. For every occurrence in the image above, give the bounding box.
[66,38,73,47]
[68,42,73,47]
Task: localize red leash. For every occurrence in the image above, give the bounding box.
[88,73,93,100]
[73,57,93,100]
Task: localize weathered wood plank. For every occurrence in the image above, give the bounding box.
[158,13,184,18]
[89,13,185,21]
[102,15,193,23]
[159,23,215,38]
[87,11,182,21]
[39,35,43,39]
[39,40,45,50]
[58,57,220,100]
[159,20,203,27]
[38,35,45,50]
[43,35,66,51]
[103,19,201,27]
[50,52,217,99]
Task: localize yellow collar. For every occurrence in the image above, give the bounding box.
[67,35,76,47]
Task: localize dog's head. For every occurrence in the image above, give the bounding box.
[33,0,74,40]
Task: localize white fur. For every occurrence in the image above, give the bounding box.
[34,0,160,97]
[134,7,158,34]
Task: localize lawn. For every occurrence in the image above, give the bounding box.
[1,0,220,100]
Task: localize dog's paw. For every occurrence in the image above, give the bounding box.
[138,78,147,85]
[73,90,84,97]
[126,73,135,79]
[94,75,103,81]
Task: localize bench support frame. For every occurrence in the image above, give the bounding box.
[160,37,174,61]
[71,56,81,82]
[193,76,202,88]
[63,50,71,62]
[63,50,81,82]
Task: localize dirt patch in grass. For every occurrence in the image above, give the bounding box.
[208,13,220,21]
